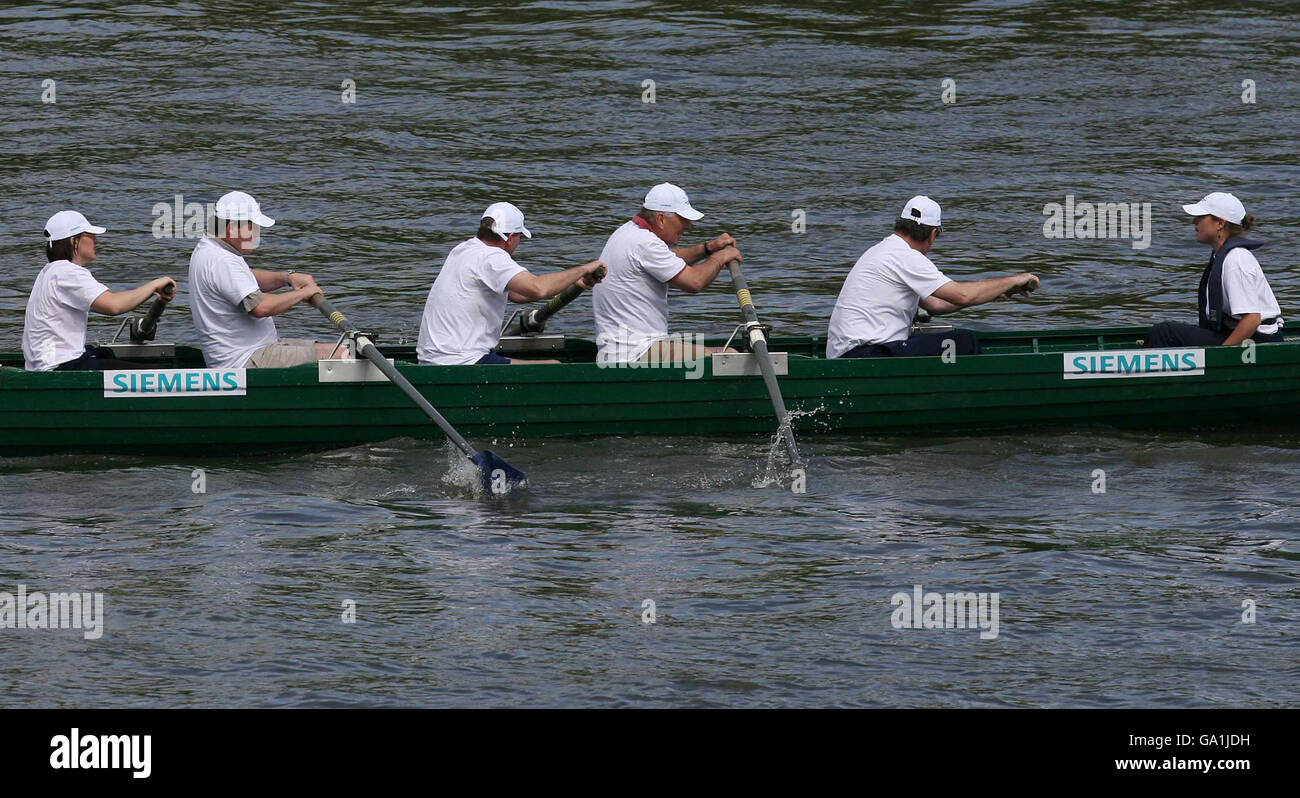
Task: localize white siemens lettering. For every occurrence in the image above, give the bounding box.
[1063,348,1205,380]
[103,369,247,397]
[49,728,151,779]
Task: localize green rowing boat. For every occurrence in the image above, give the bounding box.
[1,326,1297,456]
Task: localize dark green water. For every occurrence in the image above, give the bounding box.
[1,1,1297,707]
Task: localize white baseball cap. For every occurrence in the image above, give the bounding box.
[44,210,106,242]
[900,195,941,227]
[1182,192,1245,224]
[643,183,703,221]
[214,190,275,227]
[483,201,531,239]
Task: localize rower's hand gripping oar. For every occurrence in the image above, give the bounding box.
[1002,274,1040,299]
[504,265,606,336]
[726,260,803,470]
[309,294,525,494]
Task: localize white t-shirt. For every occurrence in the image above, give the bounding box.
[591,220,688,362]
[1217,247,1284,335]
[826,234,952,358]
[417,237,528,365]
[22,260,110,371]
[189,236,278,368]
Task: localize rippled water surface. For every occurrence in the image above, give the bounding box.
[1,1,1298,707]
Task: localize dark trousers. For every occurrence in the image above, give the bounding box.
[54,346,149,371]
[841,329,983,358]
[1144,321,1284,349]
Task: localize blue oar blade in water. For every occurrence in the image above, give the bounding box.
[472,450,527,494]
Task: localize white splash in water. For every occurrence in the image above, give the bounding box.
[440,440,485,497]
[438,440,529,497]
[752,406,822,489]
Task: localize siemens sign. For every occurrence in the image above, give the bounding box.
[103,369,246,397]
[1063,349,1205,380]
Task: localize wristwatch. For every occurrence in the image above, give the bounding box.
[285,270,296,288]
[702,242,712,257]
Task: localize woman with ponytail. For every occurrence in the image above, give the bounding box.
[1145,192,1284,348]
[23,210,176,371]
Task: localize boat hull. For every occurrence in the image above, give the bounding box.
[2,327,1298,456]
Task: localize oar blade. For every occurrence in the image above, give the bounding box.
[472,449,527,494]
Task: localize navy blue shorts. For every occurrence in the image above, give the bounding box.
[840,329,983,358]
[475,351,511,365]
[1144,321,1284,348]
[53,346,148,371]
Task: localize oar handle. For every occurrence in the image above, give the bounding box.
[727,260,760,325]
[539,265,604,322]
[310,293,351,332]
[507,265,605,335]
[130,287,174,342]
[141,293,171,325]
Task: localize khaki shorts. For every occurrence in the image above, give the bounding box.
[638,337,710,363]
[247,338,321,369]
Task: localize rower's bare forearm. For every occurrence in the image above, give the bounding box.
[251,286,315,317]
[689,256,726,290]
[962,276,1024,307]
[543,267,587,296]
[921,296,962,316]
[513,267,586,303]
[252,269,290,292]
[91,284,155,315]
[672,243,710,264]
[1223,314,1261,346]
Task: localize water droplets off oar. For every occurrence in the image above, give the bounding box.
[309,295,525,495]
[726,259,803,474]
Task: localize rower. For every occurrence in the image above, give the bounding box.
[826,196,1039,358]
[1144,192,1284,348]
[416,202,604,365]
[23,211,176,372]
[189,191,340,369]
[591,182,741,364]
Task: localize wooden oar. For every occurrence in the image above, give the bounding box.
[309,294,525,494]
[726,260,802,468]
[504,266,606,335]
